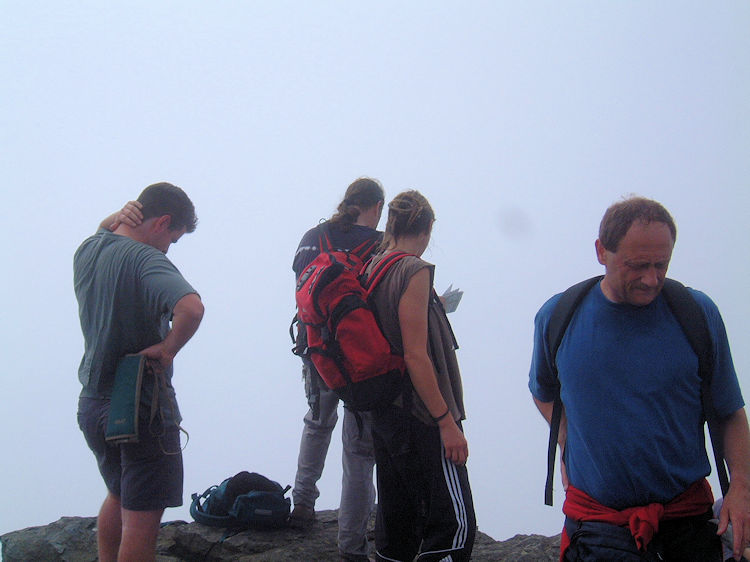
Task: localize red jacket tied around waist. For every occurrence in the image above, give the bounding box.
[560,479,714,560]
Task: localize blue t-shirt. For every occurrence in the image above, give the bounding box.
[529,281,743,509]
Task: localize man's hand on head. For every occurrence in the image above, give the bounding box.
[109,201,144,231]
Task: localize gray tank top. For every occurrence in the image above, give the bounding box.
[366,252,466,426]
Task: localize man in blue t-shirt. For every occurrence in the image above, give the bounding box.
[74,182,204,562]
[529,196,750,561]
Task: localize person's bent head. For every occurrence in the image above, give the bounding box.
[383,190,435,251]
[598,196,676,252]
[138,182,198,233]
[329,177,385,231]
[596,196,676,307]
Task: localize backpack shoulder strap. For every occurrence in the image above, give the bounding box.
[660,279,713,377]
[544,275,602,506]
[661,279,728,496]
[362,252,413,294]
[350,235,381,261]
[317,223,332,253]
[547,276,603,363]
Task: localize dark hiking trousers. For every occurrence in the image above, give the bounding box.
[372,405,475,562]
[563,510,722,561]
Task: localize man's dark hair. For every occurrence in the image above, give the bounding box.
[137,182,198,233]
[599,196,676,252]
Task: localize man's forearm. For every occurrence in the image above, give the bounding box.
[718,407,750,559]
[138,294,203,373]
[723,407,750,487]
[163,293,204,359]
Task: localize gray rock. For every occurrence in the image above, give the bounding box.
[1,510,560,561]
[0,517,98,562]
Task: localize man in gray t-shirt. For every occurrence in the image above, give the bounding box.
[74,182,204,562]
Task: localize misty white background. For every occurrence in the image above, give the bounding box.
[2,1,748,544]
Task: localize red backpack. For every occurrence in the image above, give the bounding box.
[292,229,410,411]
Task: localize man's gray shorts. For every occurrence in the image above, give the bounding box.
[78,397,183,511]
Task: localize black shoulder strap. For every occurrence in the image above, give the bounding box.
[660,279,712,375]
[544,276,602,506]
[660,279,728,496]
[548,277,603,362]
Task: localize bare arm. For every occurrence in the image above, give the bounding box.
[399,267,468,465]
[99,200,143,231]
[139,293,204,374]
[717,407,750,560]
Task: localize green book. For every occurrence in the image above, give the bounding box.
[105,354,146,444]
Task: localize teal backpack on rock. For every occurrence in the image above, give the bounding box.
[190,471,291,529]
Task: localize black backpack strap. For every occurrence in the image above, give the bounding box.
[661,279,729,496]
[544,276,602,506]
[547,277,604,361]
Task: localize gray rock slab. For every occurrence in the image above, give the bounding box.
[1,510,561,561]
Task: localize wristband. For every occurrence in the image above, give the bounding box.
[431,407,451,423]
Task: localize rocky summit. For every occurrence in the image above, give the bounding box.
[1,510,560,561]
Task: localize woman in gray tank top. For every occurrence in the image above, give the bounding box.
[365,190,475,562]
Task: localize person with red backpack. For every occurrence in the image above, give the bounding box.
[290,178,385,562]
[363,190,476,562]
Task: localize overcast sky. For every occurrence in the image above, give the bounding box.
[1,1,748,543]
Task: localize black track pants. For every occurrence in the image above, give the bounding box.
[372,405,476,562]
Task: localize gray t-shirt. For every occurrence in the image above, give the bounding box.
[74,229,196,417]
